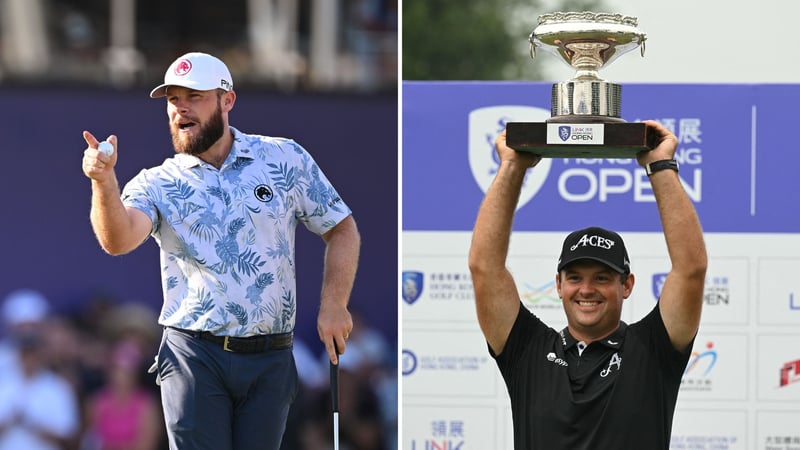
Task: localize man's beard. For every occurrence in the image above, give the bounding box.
[171,103,225,156]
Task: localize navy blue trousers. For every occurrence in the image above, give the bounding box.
[156,327,298,450]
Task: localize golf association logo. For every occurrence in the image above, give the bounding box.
[402,349,418,376]
[468,105,552,210]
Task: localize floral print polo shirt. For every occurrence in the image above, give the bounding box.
[121,127,351,337]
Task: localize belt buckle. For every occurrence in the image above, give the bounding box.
[223,336,233,352]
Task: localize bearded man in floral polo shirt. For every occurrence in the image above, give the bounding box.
[81,52,360,450]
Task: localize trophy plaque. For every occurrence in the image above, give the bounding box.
[506,12,655,158]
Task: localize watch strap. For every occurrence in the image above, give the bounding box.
[645,159,679,176]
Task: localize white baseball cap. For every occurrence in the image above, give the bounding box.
[150,52,233,98]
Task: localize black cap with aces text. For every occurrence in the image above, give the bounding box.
[557,226,630,275]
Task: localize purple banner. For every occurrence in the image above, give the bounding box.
[403,82,799,233]
[1,87,397,348]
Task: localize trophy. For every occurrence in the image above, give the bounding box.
[506,12,655,158]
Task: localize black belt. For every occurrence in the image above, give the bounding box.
[168,327,293,353]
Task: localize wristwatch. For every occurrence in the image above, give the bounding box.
[645,159,679,176]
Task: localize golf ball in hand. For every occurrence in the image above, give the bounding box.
[98,141,114,156]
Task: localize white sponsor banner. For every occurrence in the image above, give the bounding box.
[757,258,800,325]
[402,257,475,323]
[680,333,748,401]
[670,409,746,449]
[755,410,800,449]
[756,335,800,401]
[630,257,750,325]
[506,255,570,328]
[403,328,498,398]
[701,258,750,325]
[403,405,498,450]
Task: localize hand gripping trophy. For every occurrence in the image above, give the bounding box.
[506,12,656,158]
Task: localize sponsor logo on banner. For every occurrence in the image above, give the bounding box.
[653,273,733,309]
[670,410,745,449]
[468,107,704,207]
[670,435,740,449]
[705,276,731,306]
[410,420,466,450]
[468,106,553,210]
[652,273,668,300]
[520,279,562,310]
[404,272,473,303]
[682,341,718,391]
[402,347,490,377]
[763,435,800,450]
[779,359,800,387]
[403,349,418,376]
[402,271,425,305]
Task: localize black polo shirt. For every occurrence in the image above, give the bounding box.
[491,302,692,450]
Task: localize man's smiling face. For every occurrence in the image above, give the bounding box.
[556,259,633,342]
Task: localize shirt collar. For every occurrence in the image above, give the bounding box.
[173,126,254,169]
[560,321,628,351]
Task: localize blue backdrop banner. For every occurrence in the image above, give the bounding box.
[402,82,799,233]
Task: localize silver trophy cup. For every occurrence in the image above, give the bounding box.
[506,12,655,158]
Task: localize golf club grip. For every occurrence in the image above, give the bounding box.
[331,338,340,413]
[331,361,339,412]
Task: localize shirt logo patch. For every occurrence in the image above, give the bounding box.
[254,185,274,202]
[600,352,622,377]
[547,352,568,367]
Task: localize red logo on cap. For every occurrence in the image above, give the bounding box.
[174,59,192,76]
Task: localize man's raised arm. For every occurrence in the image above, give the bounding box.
[469,130,541,354]
[638,120,708,351]
[82,131,152,255]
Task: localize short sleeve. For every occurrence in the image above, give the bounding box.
[632,303,694,376]
[492,303,548,364]
[121,169,160,234]
[289,140,352,235]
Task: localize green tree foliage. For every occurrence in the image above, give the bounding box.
[403,0,606,81]
[403,0,533,80]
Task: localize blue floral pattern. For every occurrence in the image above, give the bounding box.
[121,127,351,336]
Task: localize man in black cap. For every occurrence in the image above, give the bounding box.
[468,120,707,449]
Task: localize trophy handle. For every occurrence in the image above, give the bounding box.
[529,34,536,60]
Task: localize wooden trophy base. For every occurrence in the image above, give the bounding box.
[506,120,656,159]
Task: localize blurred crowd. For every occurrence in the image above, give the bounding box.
[0,289,397,450]
[1,0,397,92]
